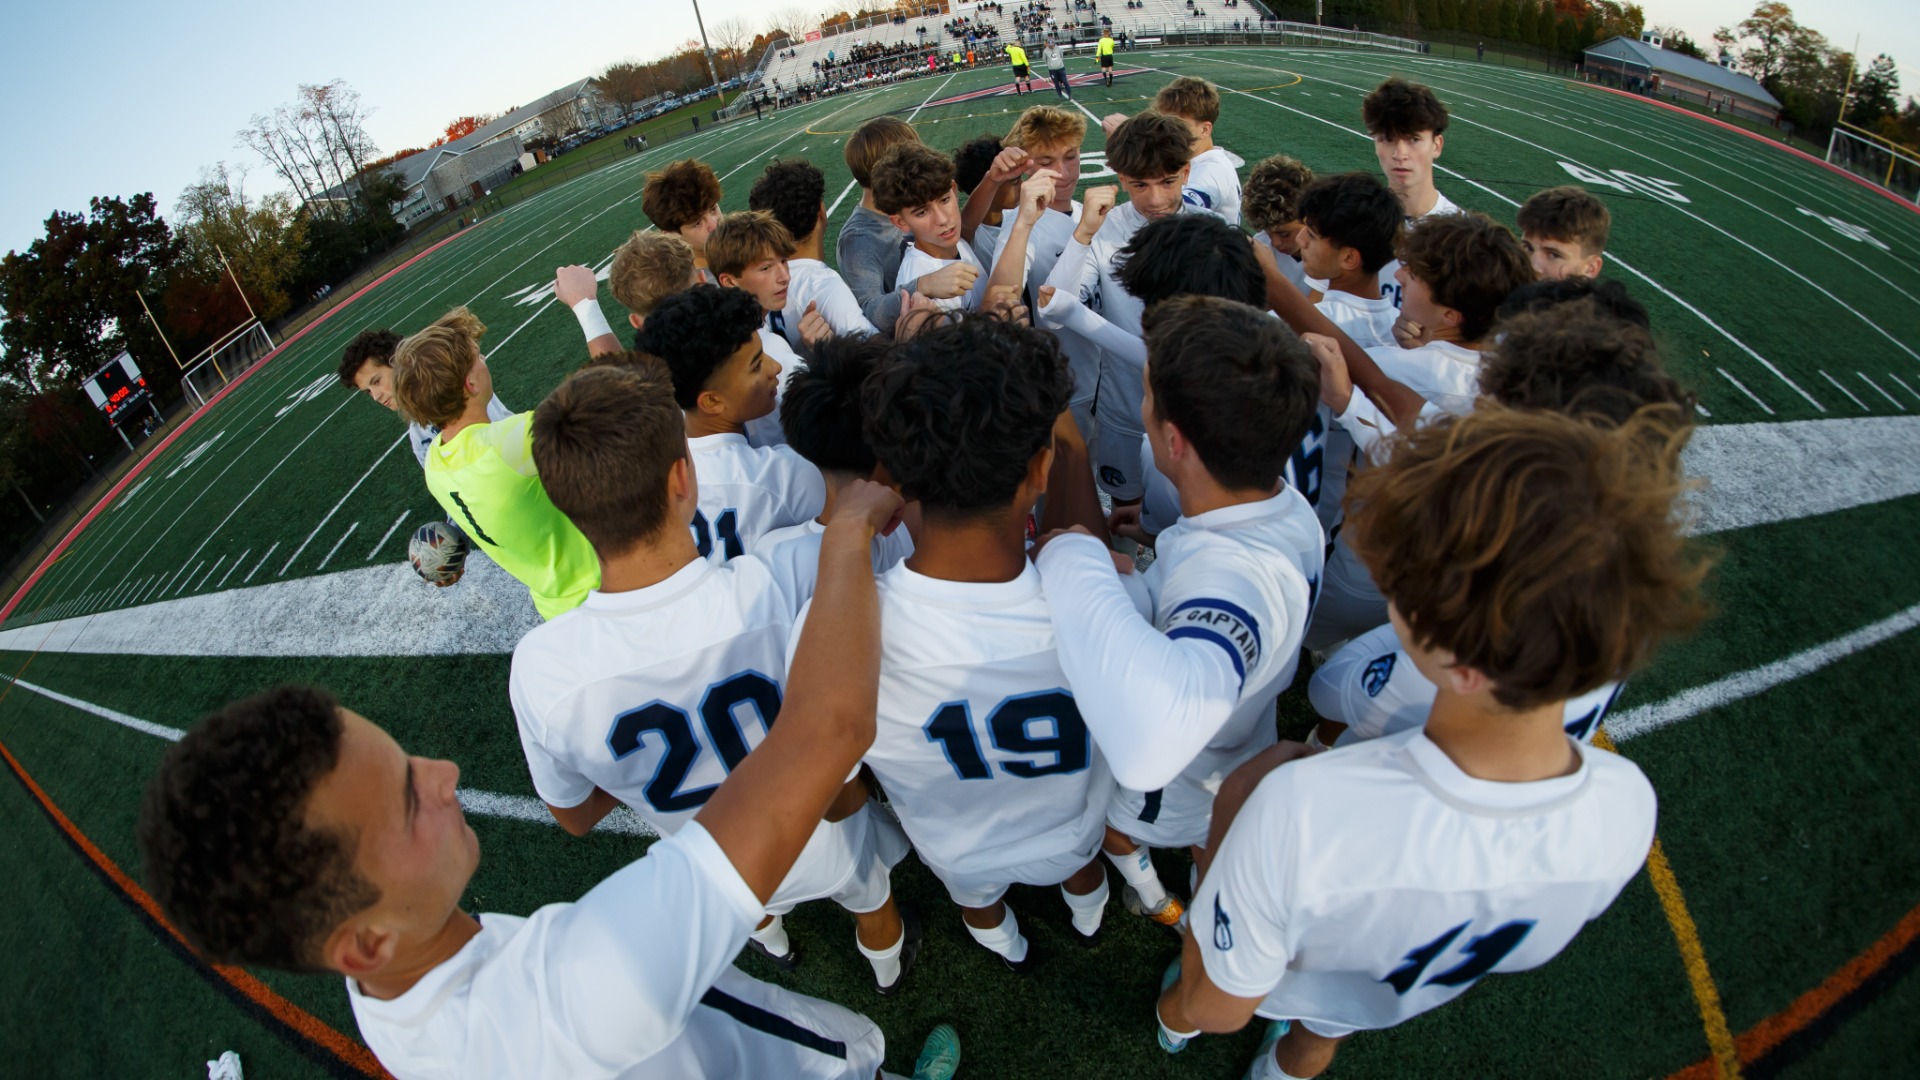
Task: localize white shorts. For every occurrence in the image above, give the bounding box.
[1252,1003,1361,1040]
[1093,351,1146,500]
[684,966,888,1078]
[767,804,899,915]
[1107,776,1214,850]
[924,827,1105,908]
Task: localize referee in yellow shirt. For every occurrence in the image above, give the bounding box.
[1005,41,1033,94]
[1097,31,1115,86]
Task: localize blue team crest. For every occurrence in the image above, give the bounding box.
[1182,186,1214,209]
[1362,654,1396,697]
[1099,465,1127,488]
[1213,895,1234,951]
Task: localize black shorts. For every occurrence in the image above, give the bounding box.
[1012,63,1030,77]
[1099,55,1114,68]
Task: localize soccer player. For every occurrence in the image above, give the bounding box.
[513,359,918,993]
[873,142,1050,313]
[1034,296,1325,935]
[836,118,956,335]
[556,230,700,361]
[1004,40,1033,94]
[953,134,1022,271]
[707,210,801,349]
[763,332,916,573]
[1243,155,1316,297]
[850,314,1114,970]
[1044,111,1201,502]
[136,503,968,1077]
[337,328,511,468]
[635,285,825,562]
[1361,78,1460,310]
[642,159,724,281]
[749,158,879,351]
[1043,37,1072,99]
[1158,405,1709,1079]
[1097,28,1116,86]
[1154,77,1241,226]
[1517,184,1611,281]
[1297,173,1403,350]
[389,308,598,618]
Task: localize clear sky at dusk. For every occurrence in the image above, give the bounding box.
[0,0,1910,259]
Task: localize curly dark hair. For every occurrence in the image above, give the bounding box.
[1480,299,1695,428]
[1144,296,1318,492]
[1241,154,1314,235]
[635,284,766,408]
[1496,275,1649,331]
[1107,111,1193,180]
[781,333,895,476]
[872,142,957,215]
[1397,211,1534,343]
[952,134,1004,197]
[337,328,399,389]
[1296,172,1403,275]
[862,313,1070,518]
[1116,213,1265,309]
[137,685,378,972]
[641,159,722,234]
[1362,77,1450,140]
[749,158,828,245]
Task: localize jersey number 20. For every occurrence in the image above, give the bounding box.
[924,690,1090,780]
[606,671,780,812]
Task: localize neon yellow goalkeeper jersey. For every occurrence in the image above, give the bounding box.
[423,412,598,620]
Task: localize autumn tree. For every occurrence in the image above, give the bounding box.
[712,16,756,77]
[173,165,308,323]
[1847,54,1900,127]
[596,61,656,117]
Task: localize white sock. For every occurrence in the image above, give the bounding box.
[964,906,1029,962]
[1254,1048,1314,1080]
[1107,845,1169,909]
[1061,874,1110,936]
[857,924,905,986]
[1156,1003,1199,1047]
[749,915,790,957]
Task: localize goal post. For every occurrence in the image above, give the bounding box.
[180,320,275,411]
[1825,122,1920,202]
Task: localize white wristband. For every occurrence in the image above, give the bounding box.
[571,297,615,343]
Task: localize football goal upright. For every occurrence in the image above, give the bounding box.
[1826,121,1920,203]
[181,319,276,411]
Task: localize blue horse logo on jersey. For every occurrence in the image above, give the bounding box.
[1182,187,1214,210]
[1213,895,1234,951]
[1362,654,1396,697]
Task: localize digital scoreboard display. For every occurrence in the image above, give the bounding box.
[83,353,151,428]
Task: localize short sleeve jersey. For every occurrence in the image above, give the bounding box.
[423,412,599,620]
[1315,290,1399,351]
[1006,44,1028,66]
[1365,340,1482,416]
[687,434,827,565]
[784,259,878,346]
[1310,622,1625,746]
[851,561,1113,880]
[744,328,805,449]
[1182,146,1243,227]
[508,537,820,831]
[1191,730,1656,1034]
[1049,201,1209,340]
[409,394,513,468]
[897,239,991,313]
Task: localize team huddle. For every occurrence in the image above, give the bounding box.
[135,73,1711,1080]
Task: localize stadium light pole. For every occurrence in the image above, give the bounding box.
[688,0,725,97]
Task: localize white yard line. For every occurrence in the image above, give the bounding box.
[1716,368,1774,415]
[171,561,207,597]
[368,513,409,561]
[244,542,280,584]
[1887,373,1920,403]
[1857,373,1905,410]
[218,553,249,589]
[315,522,360,571]
[193,556,227,592]
[279,433,407,574]
[1820,370,1871,411]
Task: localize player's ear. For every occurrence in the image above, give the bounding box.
[325,916,397,978]
[695,387,729,418]
[1341,246,1362,274]
[629,312,644,330]
[1026,440,1056,496]
[1431,133,1444,158]
[1585,253,1604,279]
[887,212,911,232]
[718,272,740,290]
[1444,662,1492,698]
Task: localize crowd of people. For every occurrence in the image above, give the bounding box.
[137,72,1706,1080]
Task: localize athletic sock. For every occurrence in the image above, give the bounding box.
[858,925,905,987]
[1253,1049,1314,1080]
[749,914,790,957]
[1156,1003,1200,1052]
[1107,844,1170,910]
[1061,874,1111,937]
[964,907,1029,963]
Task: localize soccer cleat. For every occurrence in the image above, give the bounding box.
[877,908,924,997]
[745,936,800,971]
[1123,884,1187,930]
[1073,921,1104,950]
[1239,1019,1294,1080]
[913,1023,962,1080]
[1002,939,1044,975]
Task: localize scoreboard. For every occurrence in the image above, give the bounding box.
[83,352,151,428]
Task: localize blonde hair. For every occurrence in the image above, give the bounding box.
[391,308,485,428]
[1005,105,1087,152]
[1153,76,1222,125]
[609,231,695,318]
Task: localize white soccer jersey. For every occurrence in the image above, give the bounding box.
[744,327,805,449]
[1183,146,1243,226]
[1191,729,1656,1037]
[759,516,915,575]
[409,394,512,467]
[1366,340,1482,416]
[1027,202,1081,298]
[898,238,991,312]
[784,258,878,348]
[1044,200,1173,338]
[970,221,1005,278]
[1378,189,1461,308]
[1255,233,1315,298]
[1036,489,1324,847]
[1316,290,1399,351]
[687,433,826,564]
[348,824,885,1080]
[1310,622,1624,745]
[838,561,1113,901]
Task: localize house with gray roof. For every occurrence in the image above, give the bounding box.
[1585,35,1782,124]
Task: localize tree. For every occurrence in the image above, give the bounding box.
[1654,26,1707,59]
[767,6,813,39]
[1712,25,1736,60]
[432,115,491,146]
[237,80,380,219]
[1734,1,1799,84]
[1848,54,1901,127]
[712,16,756,78]
[0,194,178,391]
[596,61,655,118]
[173,165,308,324]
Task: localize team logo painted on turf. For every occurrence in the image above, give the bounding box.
[1795,207,1891,251]
[1362,653,1395,697]
[1555,161,1689,203]
[1213,894,1234,951]
[165,431,226,479]
[274,375,338,419]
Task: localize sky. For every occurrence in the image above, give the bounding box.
[0,0,1913,260]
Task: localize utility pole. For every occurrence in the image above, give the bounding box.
[688,0,726,97]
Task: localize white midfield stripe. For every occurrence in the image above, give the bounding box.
[1608,603,1920,742]
[1681,416,1920,534]
[0,673,656,838]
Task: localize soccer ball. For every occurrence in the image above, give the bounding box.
[408,520,470,587]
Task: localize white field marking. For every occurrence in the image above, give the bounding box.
[244,542,280,583]
[133,577,161,606]
[1820,370,1871,411]
[1858,373,1906,410]
[171,561,207,597]
[193,556,227,592]
[1206,51,1920,364]
[825,179,860,220]
[1609,602,1920,742]
[909,70,961,123]
[1681,416,1920,534]
[157,561,193,596]
[1164,55,1827,410]
[368,513,409,561]
[218,552,249,589]
[0,673,657,838]
[1070,96,1102,125]
[315,522,359,571]
[1888,373,1920,403]
[716,96,868,183]
[279,432,407,574]
[1716,368,1775,415]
